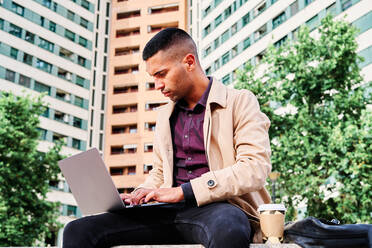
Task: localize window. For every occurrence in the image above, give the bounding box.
[272,12,286,29]
[39,38,54,52]
[214,59,220,70]
[0,19,4,30]
[18,75,32,87]
[222,74,230,85]
[74,96,84,108]
[49,21,56,32]
[58,68,72,81]
[104,38,108,53]
[341,0,352,11]
[73,117,82,128]
[5,69,15,82]
[215,14,222,27]
[67,205,77,216]
[111,146,124,155]
[128,166,136,175]
[40,16,45,27]
[214,38,220,49]
[79,37,88,47]
[65,29,75,41]
[144,122,156,131]
[114,85,138,94]
[9,24,22,38]
[242,13,250,26]
[72,138,81,150]
[59,47,73,61]
[101,94,105,110]
[290,1,299,16]
[76,76,85,87]
[222,52,230,65]
[243,37,251,49]
[203,6,211,17]
[106,2,110,17]
[231,23,238,35]
[203,24,211,37]
[144,143,153,152]
[25,31,35,43]
[11,2,24,16]
[144,164,153,174]
[34,81,51,95]
[304,0,314,7]
[67,10,75,21]
[53,2,58,11]
[274,36,288,48]
[10,47,18,59]
[110,167,124,175]
[36,59,52,73]
[221,30,229,43]
[224,6,232,19]
[326,3,337,16]
[80,18,88,28]
[205,67,211,75]
[204,46,211,57]
[255,24,267,40]
[81,0,90,10]
[23,53,33,65]
[306,15,319,31]
[78,56,86,67]
[232,46,238,58]
[255,2,266,16]
[56,89,71,102]
[42,0,51,8]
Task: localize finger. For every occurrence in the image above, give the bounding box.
[120,193,131,200]
[133,190,148,205]
[145,191,155,203]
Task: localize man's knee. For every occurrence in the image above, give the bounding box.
[207,204,251,247]
[63,218,95,246]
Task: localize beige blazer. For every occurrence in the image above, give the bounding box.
[138,78,272,242]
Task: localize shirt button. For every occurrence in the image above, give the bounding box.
[184,135,188,138]
[187,157,192,161]
[188,170,192,174]
[207,180,215,187]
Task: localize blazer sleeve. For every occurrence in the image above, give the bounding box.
[190,90,272,206]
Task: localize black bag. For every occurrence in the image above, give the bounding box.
[284,217,372,248]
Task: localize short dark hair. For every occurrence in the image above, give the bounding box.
[142,28,197,61]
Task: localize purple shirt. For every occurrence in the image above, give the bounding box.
[170,78,213,187]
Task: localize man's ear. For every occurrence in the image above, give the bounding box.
[183,54,196,71]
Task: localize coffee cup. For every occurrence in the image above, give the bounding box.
[258,204,286,244]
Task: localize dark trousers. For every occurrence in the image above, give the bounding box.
[63,202,252,248]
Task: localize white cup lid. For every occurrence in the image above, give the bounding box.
[257,204,286,212]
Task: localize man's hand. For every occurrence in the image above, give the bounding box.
[120,188,153,205]
[144,187,184,203]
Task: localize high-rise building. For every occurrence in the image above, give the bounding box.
[190,0,371,86]
[0,0,109,245]
[104,0,187,192]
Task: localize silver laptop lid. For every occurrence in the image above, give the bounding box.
[58,148,125,215]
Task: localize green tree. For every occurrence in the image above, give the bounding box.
[0,92,64,245]
[236,15,371,223]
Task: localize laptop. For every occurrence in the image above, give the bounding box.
[58,148,184,216]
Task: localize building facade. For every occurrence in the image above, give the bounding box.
[0,0,108,245]
[190,0,371,86]
[104,0,187,192]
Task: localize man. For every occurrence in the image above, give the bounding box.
[63,28,271,247]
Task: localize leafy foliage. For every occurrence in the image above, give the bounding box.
[0,92,64,245]
[236,15,371,223]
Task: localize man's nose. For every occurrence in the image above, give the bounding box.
[154,79,164,91]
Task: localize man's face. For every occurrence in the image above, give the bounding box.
[146,50,192,102]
